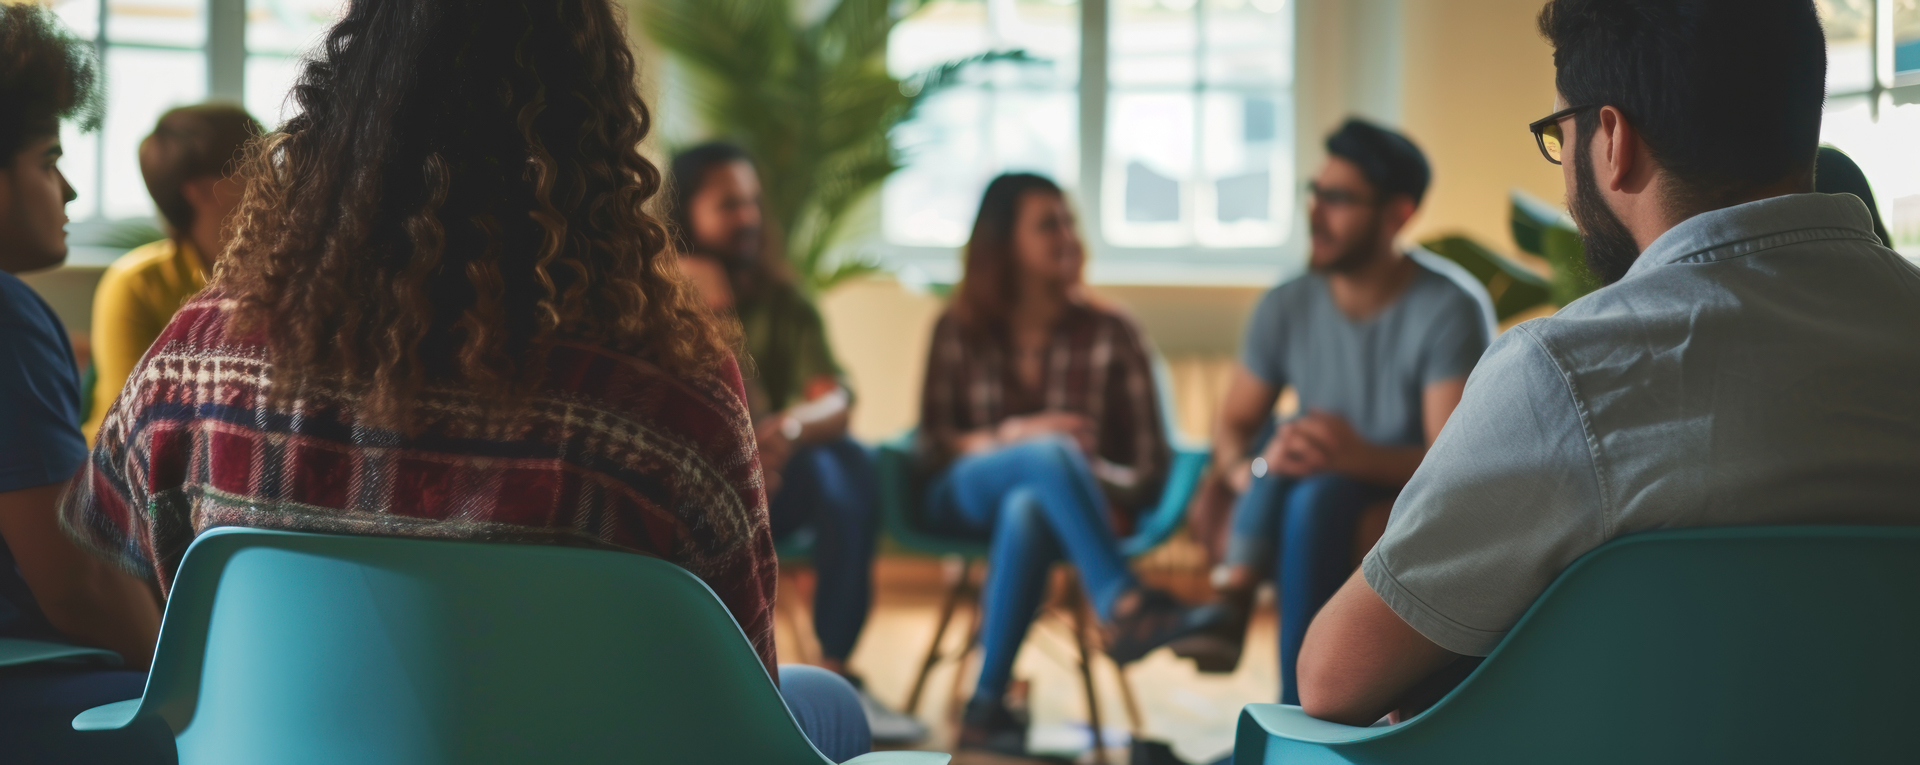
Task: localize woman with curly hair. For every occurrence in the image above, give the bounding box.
[58,0,869,758]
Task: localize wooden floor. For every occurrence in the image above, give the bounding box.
[774,552,1279,765]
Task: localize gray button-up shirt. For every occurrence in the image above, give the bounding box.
[1365,193,1920,656]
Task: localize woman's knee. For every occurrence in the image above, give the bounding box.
[777,665,871,761]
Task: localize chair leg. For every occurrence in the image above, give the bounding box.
[945,586,983,719]
[1069,585,1110,765]
[905,557,973,715]
[1114,654,1145,734]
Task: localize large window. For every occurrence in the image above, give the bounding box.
[49,0,344,226]
[884,0,1295,280]
[1817,0,1920,256]
[886,0,1082,248]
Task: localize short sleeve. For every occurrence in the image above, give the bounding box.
[1362,325,1608,656]
[1417,289,1495,387]
[1238,286,1290,388]
[0,308,87,493]
[57,340,158,582]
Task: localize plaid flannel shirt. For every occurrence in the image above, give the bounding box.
[60,294,778,674]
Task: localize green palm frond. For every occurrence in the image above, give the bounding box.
[641,0,1039,294]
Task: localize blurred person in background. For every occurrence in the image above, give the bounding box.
[83,104,261,444]
[669,142,925,745]
[0,5,173,763]
[1814,145,1892,247]
[58,0,874,759]
[917,172,1219,758]
[1171,120,1495,708]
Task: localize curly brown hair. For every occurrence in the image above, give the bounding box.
[217,0,723,431]
[0,4,101,158]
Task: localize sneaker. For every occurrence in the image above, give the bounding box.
[1103,588,1219,665]
[1167,589,1253,674]
[844,675,929,745]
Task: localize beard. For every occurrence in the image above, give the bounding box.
[1568,144,1642,286]
[1310,213,1385,275]
[699,224,763,273]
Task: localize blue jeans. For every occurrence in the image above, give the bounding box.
[0,666,176,764]
[924,437,1138,706]
[1227,471,1393,705]
[778,664,872,762]
[769,437,881,663]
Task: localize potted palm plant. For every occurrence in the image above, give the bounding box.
[641,0,1029,293]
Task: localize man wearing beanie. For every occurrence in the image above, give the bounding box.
[1171,119,1495,707]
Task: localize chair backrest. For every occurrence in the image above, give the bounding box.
[136,528,830,765]
[1337,526,1920,763]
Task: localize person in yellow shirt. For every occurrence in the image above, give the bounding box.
[84,104,259,443]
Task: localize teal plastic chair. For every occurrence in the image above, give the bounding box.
[0,637,121,671]
[72,527,948,765]
[1234,526,1920,764]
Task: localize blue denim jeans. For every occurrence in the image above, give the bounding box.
[778,664,872,762]
[768,437,881,663]
[924,437,1138,706]
[1228,470,1393,705]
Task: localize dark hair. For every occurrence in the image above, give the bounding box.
[953,173,1069,334]
[1538,0,1826,213]
[140,104,263,239]
[1325,118,1430,206]
[668,141,752,251]
[218,0,721,431]
[0,4,101,159]
[666,140,789,292]
[1815,145,1891,247]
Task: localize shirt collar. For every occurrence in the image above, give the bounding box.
[1624,193,1882,279]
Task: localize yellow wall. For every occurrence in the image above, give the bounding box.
[1399,0,1567,249]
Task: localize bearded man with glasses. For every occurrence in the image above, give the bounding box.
[1294,0,1920,727]
[1171,119,1497,707]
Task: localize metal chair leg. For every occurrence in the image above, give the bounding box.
[1069,585,1110,765]
[905,557,973,715]
[1114,652,1145,733]
[945,585,983,718]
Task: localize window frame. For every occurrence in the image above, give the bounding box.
[874,0,1305,287]
[62,0,310,228]
[1831,0,1920,107]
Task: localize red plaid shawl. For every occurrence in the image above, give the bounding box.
[60,294,778,674]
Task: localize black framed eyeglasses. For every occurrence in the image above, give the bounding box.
[1528,104,1596,165]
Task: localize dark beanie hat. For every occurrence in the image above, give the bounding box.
[1325,118,1430,206]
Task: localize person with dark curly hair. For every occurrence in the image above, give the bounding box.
[56,0,871,759]
[0,6,175,764]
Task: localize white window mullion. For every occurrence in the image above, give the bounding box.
[208,0,246,102]
[1080,0,1110,257]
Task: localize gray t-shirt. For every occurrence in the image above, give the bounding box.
[1365,194,1920,657]
[1240,249,1496,448]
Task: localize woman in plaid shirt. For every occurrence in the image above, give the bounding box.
[917,173,1219,758]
